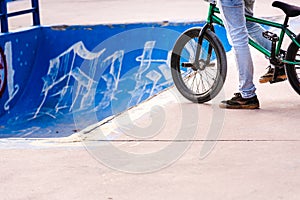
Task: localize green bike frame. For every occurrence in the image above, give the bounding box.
[205,3,300,66]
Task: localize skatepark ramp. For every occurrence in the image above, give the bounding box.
[0,22,229,138]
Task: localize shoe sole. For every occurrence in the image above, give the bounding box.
[259,75,287,84]
[219,103,260,109]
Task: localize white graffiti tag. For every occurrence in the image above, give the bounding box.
[4,41,19,111]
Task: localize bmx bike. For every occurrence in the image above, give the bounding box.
[171,0,300,103]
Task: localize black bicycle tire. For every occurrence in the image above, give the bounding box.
[0,47,7,98]
[285,34,300,95]
[171,27,227,103]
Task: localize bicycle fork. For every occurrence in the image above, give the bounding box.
[193,23,214,70]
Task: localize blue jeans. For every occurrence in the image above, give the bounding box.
[218,0,271,98]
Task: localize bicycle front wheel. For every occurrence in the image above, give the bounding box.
[171,27,227,103]
[286,34,300,95]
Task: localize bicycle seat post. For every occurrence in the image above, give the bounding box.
[283,15,290,28]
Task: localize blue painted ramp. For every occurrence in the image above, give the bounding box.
[0,22,229,138]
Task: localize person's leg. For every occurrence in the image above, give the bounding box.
[244,0,272,50]
[218,0,256,99]
[244,0,287,83]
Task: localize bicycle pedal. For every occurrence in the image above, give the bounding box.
[262,31,279,42]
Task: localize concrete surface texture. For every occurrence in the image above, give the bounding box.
[6,0,299,29]
[1,0,300,200]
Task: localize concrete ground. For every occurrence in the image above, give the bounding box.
[1,0,300,199]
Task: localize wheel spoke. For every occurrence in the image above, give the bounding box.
[190,73,197,91]
[181,59,218,95]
